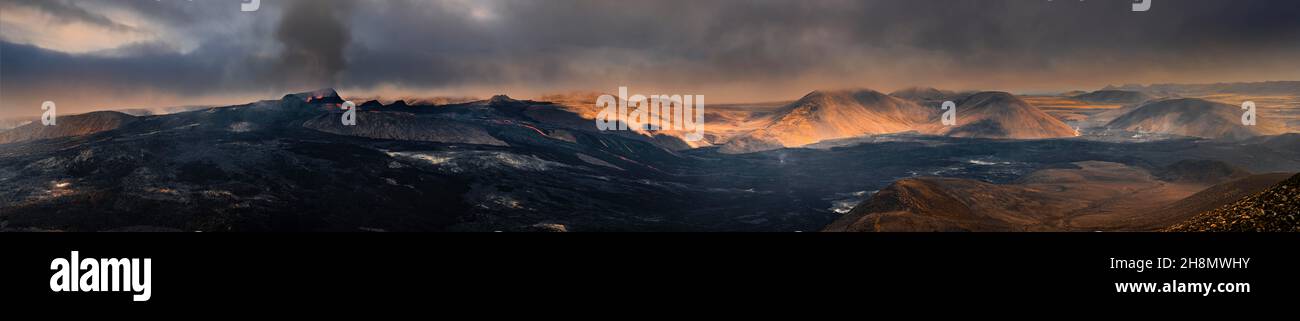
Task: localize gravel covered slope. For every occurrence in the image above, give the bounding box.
[1167,173,1300,232]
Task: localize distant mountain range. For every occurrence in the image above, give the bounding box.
[8,82,1291,152]
[116,105,214,117]
[888,87,968,104]
[718,89,1081,153]
[1070,90,1155,105]
[0,88,732,232]
[1102,81,1300,96]
[2,85,1298,232]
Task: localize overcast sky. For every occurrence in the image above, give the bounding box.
[2,0,1298,116]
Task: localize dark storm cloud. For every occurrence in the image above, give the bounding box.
[2,0,1299,115]
[337,0,1300,91]
[0,39,267,95]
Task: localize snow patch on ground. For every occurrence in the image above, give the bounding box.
[229,122,254,132]
[827,190,878,214]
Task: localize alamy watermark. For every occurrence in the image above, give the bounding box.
[1242,101,1256,126]
[341,100,358,126]
[42,101,56,126]
[1133,0,1151,12]
[595,87,705,142]
[49,251,152,302]
[1046,0,1151,12]
[150,0,258,12]
[941,101,957,126]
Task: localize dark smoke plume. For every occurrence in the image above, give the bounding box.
[273,0,353,90]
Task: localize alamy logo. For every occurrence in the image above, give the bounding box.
[1133,0,1152,12]
[941,101,957,126]
[241,0,260,12]
[42,101,56,126]
[595,86,705,142]
[49,251,152,302]
[1051,0,1150,12]
[341,101,358,126]
[1242,101,1257,126]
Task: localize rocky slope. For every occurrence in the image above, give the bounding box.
[1166,173,1300,232]
[0,111,138,144]
[1138,173,1295,230]
[824,161,1223,232]
[303,112,508,146]
[0,89,839,232]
